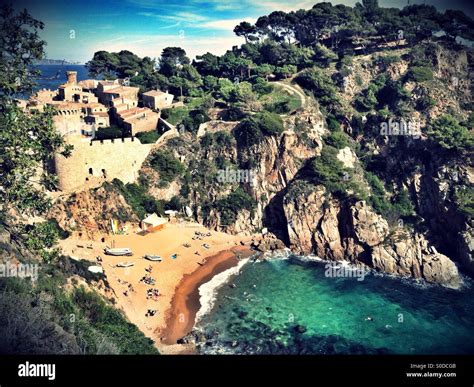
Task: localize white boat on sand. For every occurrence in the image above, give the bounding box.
[144,255,162,262]
[104,247,133,256]
[116,262,134,268]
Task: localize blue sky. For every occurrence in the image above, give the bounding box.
[14,0,474,63]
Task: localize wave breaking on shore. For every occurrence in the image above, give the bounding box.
[195,257,251,324]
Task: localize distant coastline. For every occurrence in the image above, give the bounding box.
[33,59,83,65]
[31,64,88,94]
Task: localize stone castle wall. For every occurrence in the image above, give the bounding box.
[53,115,84,137]
[54,136,153,192]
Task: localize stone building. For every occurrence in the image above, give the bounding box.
[58,71,98,103]
[142,89,174,110]
[83,103,110,128]
[99,84,139,106]
[111,97,138,114]
[116,106,160,135]
[78,79,99,92]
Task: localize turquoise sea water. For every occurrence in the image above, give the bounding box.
[196,256,474,354]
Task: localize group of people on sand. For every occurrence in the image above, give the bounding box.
[145,309,157,317]
[123,283,135,297]
[117,278,135,297]
[192,231,211,241]
[140,275,156,285]
[191,231,212,256]
[146,288,160,300]
[140,265,156,285]
[143,266,159,316]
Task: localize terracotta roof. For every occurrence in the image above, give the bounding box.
[143,89,167,97]
[119,107,146,119]
[103,85,139,94]
[99,80,118,86]
[78,79,98,89]
[86,102,105,107]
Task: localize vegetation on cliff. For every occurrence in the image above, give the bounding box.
[0,259,157,354]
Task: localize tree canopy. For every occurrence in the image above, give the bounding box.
[0,5,71,219]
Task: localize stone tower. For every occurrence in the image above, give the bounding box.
[66,71,77,84]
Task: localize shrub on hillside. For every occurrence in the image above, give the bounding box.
[307,145,364,199]
[149,150,185,186]
[406,66,433,82]
[112,179,165,218]
[135,130,161,144]
[427,115,473,151]
[454,186,474,217]
[235,111,284,146]
[216,187,256,226]
[295,68,340,110]
[324,131,350,149]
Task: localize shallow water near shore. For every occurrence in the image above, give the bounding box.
[195,255,474,354]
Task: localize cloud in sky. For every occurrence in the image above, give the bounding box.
[253,0,318,12]
[139,11,209,23]
[197,18,257,30]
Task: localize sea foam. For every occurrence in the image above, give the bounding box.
[195,257,251,324]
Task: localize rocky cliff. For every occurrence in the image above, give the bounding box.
[49,185,138,237]
[282,181,461,288]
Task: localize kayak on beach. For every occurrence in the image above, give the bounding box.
[116,262,134,268]
[144,255,163,262]
[105,247,133,256]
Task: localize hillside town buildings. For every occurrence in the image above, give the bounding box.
[28,71,176,136]
[23,71,177,192]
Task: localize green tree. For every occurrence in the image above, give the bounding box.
[215,78,236,101]
[86,51,120,78]
[234,21,257,43]
[274,65,297,79]
[194,52,220,76]
[158,47,190,77]
[0,5,71,261]
[427,115,473,151]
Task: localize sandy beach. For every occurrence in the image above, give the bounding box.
[59,220,255,353]
[161,245,255,347]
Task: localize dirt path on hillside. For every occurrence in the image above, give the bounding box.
[271,80,308,108]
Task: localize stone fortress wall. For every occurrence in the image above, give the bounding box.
[54,136,153,192]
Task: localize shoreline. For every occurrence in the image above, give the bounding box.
[159,245,254,351]
[57,221,258,354]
